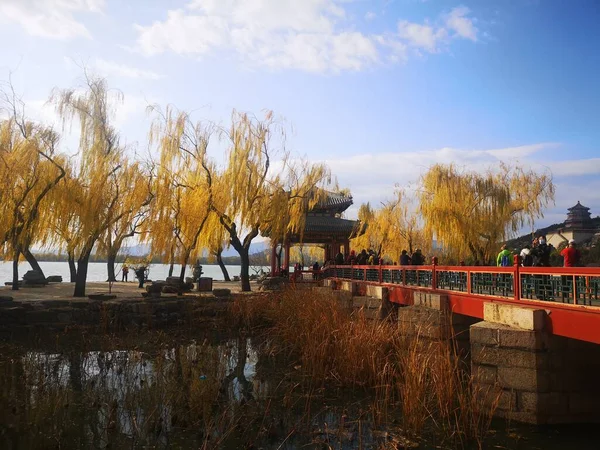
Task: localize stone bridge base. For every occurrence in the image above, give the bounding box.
[471,304,600,424]
[319,281,600,425]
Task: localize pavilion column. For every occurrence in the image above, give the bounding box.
[270,244,277,275]
[284,241,290,273]
[344,240,350,260]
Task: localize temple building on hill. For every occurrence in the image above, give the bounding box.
[267,191,363,274]
[547,201,597,248]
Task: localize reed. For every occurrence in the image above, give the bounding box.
[231,288,501,448]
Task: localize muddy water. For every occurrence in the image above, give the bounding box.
[0,331,598,449]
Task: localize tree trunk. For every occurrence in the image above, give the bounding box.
[68,252,77,282]
[106,252,117,282]
[74,253,91,297]
[216,250,230,281]
[240,248,251,292]
[23,249,45,279]
[179,256,188,282]
[276,246,282,272]
[12,250,20,291]
[168,262,174,278]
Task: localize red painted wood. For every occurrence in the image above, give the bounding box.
[327,264,600,344]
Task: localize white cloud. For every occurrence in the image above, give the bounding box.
[398,21,447,52]
[133,1,479,73]
[365,11,377,21]
[93,58,163,80]
[0,0,104,40]
[398,6,477,53]
[445,6,478,41]
[316,142,600,228]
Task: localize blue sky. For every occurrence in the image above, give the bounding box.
[1,0,599,231]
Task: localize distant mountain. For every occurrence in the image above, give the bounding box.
[221,240,269,257]
[121,244,150,257]
[121,240,269,258]
[506,217,600,249]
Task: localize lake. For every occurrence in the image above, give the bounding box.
[0,261,271,283]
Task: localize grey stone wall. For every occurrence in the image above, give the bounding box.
[0,296,231,333]
[471,321,600,424]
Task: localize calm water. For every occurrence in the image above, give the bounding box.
[0,262,270,283]
[0,332,599,449]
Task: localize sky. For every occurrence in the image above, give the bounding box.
[1,0,600,234]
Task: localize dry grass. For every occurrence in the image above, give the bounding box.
[231,288,501,448]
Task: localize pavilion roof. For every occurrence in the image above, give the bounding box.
[310,190,353,214]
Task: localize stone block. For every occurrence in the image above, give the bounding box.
[355,307,379,320]
[365,285,389,300]
[472,363,498,385]
[212,288,231,298]
[470,322,500,346]
[413,292,448,311]
[483,303,546,331]
[471,344,503,367]
[519,392,568,415]
[323,279,334,287]
[352,296,380,309]
[497,367,550,392]
[498,326,548,351]
[339,280,357,294]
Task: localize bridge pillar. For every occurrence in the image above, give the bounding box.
[471,303,600,424]
[397,292,478,357]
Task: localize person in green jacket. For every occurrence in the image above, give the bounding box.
[496,244,513,267]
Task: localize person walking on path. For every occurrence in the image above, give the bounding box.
[496,244,513,267]
[561,239,581,267]
[122,264,129,282]
[400,250,411,265]
[135,266,146,288]
[411,249,424,265]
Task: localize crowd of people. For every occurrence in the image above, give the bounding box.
[498,234,581,268]
[288,235,582,278]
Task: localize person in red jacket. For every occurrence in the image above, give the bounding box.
[560,239,581,267]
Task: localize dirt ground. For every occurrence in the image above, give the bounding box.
[0,280,255,302]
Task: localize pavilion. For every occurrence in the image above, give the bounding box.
[268,191,364,274]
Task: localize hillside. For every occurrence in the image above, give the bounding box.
[506,216,600,250]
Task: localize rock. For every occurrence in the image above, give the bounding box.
[0,296,13,303]
[46,275,63,283]
[259,277,289,291]
[165,276,193,292]
[162,285,180,294]
[212,288,231,298]
[22,270,47,285]
[146,282,165,294]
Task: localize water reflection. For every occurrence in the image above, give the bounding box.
[1,336,266,449]
[2,335,600,449]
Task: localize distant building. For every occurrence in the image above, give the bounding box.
[547,201,597,248]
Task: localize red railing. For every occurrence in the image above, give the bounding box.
[323,260,600,308]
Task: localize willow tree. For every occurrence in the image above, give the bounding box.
[419,163,555,263]
[203,212,231,281]
[0,89,66,289]
[47,168,81,281]
[52,74,148,297]
[147,106,213,281]
[97,162,153,281]
[352,190,425,263]
[205,111,331,292]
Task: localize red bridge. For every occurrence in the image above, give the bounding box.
[314,260,600,424]
[322,260,600,344]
